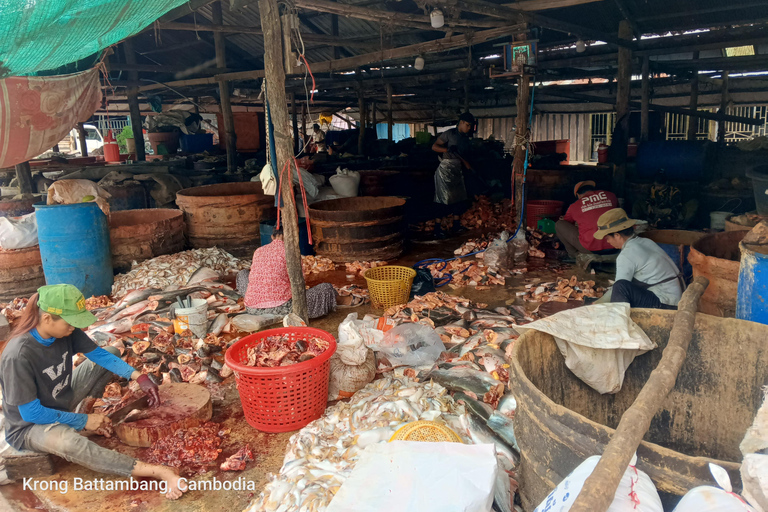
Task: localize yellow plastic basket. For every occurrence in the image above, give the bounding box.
[390,421,463,443]
[363,265,417,309]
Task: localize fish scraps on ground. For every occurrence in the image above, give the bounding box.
[520,275,605,303]
[245,335,330,367]
[344,260,387,275]
[143,422,228,475]
[301,255,336,275]
[1,297,27,331]
[335,284,369,306]
[85,296,114,310]
[220,445,254,471]
[111,248,249,298]
[410,196,515,235]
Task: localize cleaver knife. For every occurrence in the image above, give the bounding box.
[107,395,151,425]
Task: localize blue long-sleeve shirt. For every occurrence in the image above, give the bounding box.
[17,329,136,430]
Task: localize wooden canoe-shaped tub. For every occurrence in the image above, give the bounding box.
[510,308,768,511]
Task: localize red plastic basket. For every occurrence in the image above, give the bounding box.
[526,200,564,228]
[225,327,337,433]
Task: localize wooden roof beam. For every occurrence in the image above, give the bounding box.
[292,0,505,31]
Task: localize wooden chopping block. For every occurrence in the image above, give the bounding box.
[4,451,55,480]
[115,383,212,448]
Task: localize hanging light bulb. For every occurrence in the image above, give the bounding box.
[576,40,586,53]
[414,55,425,71]
[430,9,445,29]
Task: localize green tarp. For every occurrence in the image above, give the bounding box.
[0,0,190,77]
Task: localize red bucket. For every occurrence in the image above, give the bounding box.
[225,327,336,433]
[526,200,564,229]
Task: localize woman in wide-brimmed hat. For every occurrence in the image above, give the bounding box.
[594,208,683,309]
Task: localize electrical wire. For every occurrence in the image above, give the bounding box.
[414,78,537,287]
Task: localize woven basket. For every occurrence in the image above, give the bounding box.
[364,265,416,309]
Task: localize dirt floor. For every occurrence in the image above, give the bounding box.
[0,233,611,512]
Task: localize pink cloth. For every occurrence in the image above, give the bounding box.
[244,240,292,309]
[0,68,101,169]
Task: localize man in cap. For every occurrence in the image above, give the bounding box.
[431,111,475,205]
[594,208,683,309]
[556,180,618,259]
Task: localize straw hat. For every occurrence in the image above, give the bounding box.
[593,208,638,240]
[574,180,596,198]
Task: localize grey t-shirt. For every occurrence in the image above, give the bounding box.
[0,329,96,448]
[616,236,683,305]
[436,128,470,161]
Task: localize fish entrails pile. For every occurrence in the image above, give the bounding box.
[245,335,330,367]
[111,248,249,298]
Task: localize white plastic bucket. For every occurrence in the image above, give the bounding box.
[174,299,208,337]
[710,211,729,231]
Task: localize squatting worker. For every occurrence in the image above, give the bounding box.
[593,208,683,309]
[237,227,345,318]
[431,112,475,205]
[0,284,187,499]
[556,180,619,258]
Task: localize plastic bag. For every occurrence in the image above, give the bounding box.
[326,441,497,512]
[259,164,277,195]
[338,313,372,365]
[483,231,511,270]
[515,303,657,394]
[742,454,768,512]
[511,228,529,264]
[535,454,663,512]
[46,179,111,215]
[674,463,756,512]
[410,268,436,299]
[231,314,283,333]
[0,213,37,250]
[328,349,376,400]
[369,323,445,368]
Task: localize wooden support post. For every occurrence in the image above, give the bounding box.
[687,51,700,141]
[614,20,633,194]
[331,14,340,60]
[77,123,88,157]
[14,161,34,196]
[640,56,650,142]
[386,84,394,142]
[123,38,146,161]
[718,71,729,145]
[259,0,309,321]
[513,74,531,223]
[281,13,296,74]
[213,1,238,174]
[358,81,366,155]
[371,100,377,133]
[291,92,299,154]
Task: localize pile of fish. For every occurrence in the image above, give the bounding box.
[301,255,336,275]
[526,228,562,258]
[453,234,496,257]
[246,375,517,512]
[1,297,27,330]
[459,197,515,232]
[425,259,507,291]
[335,284,370,305]
[111,248,249,298]
[411,213,460,234]
[344,260,387,276]
[244,334,330,367]
[84,296,114,310]
[519,275,605,303]
[220,445,254,471]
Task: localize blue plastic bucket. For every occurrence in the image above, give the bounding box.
[737,240,768,325]
[34,202,113,298]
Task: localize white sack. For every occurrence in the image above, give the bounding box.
[46,179,111,215]
[674,463,756,512]
[0,213,37,250]
[535,454,663,512]
[326,441,497,512]
[259,164,277,195]
[743,454,768,512]
[742,388,768,456]
[515,303,656,394]
[337,313,372,365]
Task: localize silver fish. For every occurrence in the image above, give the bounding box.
[116,288,162,308]
[88,316,133,334]
[108,300,150,322]
[459,333,486,356]
[487,411,520,452]
[209,313,229,335]
[427,368,500,396]
[186,267,220,285]
[461,412,518,470]
[497,392,517,417]
[470,318,516,329]
[453,391,493,420]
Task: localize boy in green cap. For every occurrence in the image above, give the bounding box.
[0,284,186,499]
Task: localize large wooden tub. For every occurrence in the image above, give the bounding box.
[511,309,768,510]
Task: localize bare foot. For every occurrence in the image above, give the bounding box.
[132,461,188,500]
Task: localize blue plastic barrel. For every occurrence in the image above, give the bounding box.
[34,202,113,298]
[260,219,313,255]
[737,241,768,325]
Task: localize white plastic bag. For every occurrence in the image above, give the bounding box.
[674,463,756,512]
[742,454,768,512]
[259,164,277,195]
[329,168,360,198]
[337,313,372,365]
[483,231,510,270]
[326,441,497,512]
[46,179,112,215]
[534,454,663,512]
[515,303,657,394]
[0,213,37,250]
[368,323,445,368]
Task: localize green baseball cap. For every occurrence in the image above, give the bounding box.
[37,284,97,329]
